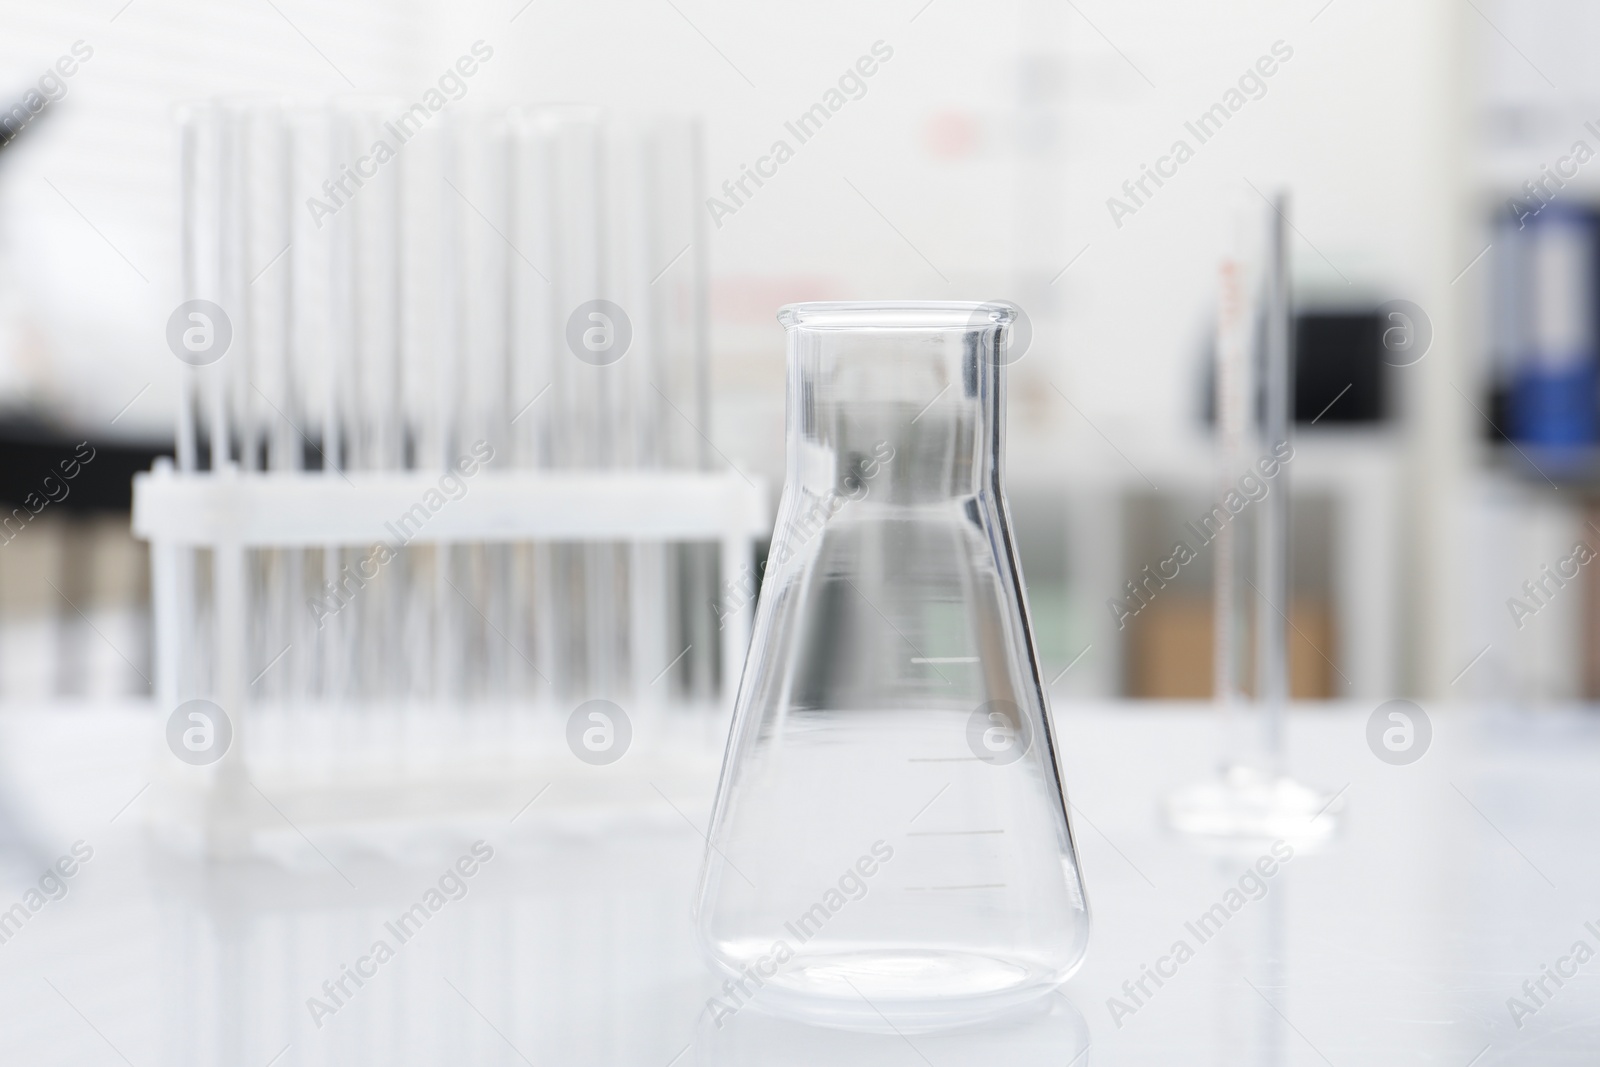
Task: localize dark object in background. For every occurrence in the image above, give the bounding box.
[1485,383,1513,442]
[1293,311,1387,424]
[0,418,170,511]
[0,82,56,154]
[1203,309,1390,426]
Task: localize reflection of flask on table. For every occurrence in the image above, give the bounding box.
[695,302,1089,1033]
[697,989,1090,1065]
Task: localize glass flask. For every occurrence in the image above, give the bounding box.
[695,301,1090,1033]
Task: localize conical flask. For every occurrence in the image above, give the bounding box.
[695,302,1089,1033]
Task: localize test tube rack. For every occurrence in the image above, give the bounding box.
[135,100,757,850]
[132,462,763,850]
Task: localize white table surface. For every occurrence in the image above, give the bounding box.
[0,700,1593,1066]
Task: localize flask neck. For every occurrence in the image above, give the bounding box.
[782,306,1009,508]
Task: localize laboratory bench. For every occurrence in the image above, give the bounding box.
[0,700,1593,1065]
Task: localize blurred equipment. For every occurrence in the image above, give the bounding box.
[697,302,1090,1032]
[1504,205,1598,449]
[1167,194,1341,843]
[132,99,762,849]
[0,80,158,703]
[1294,311,1388,424]
[0,420,159,698]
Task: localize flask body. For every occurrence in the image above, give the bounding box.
[696,302,1089,1031]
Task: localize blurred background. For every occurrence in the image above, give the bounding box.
[3,0,1595,706]
[0,1,1598,1063]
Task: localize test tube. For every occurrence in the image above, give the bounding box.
[652,118,716,709]
[626,117,714,712]
[330,100,405,771]
[453,108,518,760]
[1213,207,1253,714]
[506,107,560,714]
[192,100,252,832]
[1255,193,1292,765]
[174,103,218,715]
[396,115,447,716]
[233,101,295,773]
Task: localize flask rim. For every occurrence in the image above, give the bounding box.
[777,300,1016,331]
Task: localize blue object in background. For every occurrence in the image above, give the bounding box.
[1510,205,1599,448]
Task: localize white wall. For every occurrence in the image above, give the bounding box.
[0,0,1509,697]
[0,0,1467,448]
